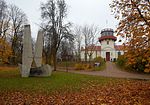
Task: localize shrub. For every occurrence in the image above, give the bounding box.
[117,55,146,72]
[83,64,93,70]
[74,63,84,70]
[127,56,147,72]
[74,63,93,70]
[93,56,105,65]
[74,57,105,71]
[121,45,150,73]
[92,57,106,71]
[116,55,127,68]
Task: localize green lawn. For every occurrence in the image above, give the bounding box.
[0,67,150,105]
[94,63,106,71]
[0,68,115,93]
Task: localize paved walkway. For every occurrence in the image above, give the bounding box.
[58,62,150,80]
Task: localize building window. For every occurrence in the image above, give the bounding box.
[118,51,121,56]
[106,32,108,36]
[107,41,109,45]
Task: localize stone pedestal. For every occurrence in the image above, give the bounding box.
[30,64,53,77]
[18,64,30,77]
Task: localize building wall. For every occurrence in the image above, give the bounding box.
[101,40,115,61]
[81,50,101,61]
[91,51,101,59]
[80,39,124,61]
[101,39,115,49]
[116,50,124,57]
[81,49,124,61]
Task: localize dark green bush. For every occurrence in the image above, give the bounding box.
[117,54,149,73]
[129,56,146,72]
[93,56,105,65]
[116,55,127,68]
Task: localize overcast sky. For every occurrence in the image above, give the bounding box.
[6,0,118,39]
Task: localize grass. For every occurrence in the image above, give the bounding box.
[73,61,106,71]
[57,60,106,71]
[57,61,76,67]
[0,67,116,93]
[0,67,150,104]
[93,62,106,71]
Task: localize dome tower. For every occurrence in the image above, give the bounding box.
[99,28,117,61]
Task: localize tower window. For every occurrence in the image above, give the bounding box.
[107,41,109,45]
[118,51,121,56]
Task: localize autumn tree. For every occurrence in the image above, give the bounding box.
[9,4,28,64]
[41,0,73,70]
[111,0,150,72]
[0,0,12,64]
[0,38,12,64]
[0,0,27,65]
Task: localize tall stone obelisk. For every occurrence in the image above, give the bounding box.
[34,30,43,67]
[22,25,33,77]
[19,24,53,77]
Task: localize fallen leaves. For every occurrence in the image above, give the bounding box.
[0,66,18,71]
[0,80,150,105]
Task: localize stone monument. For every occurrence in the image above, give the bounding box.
[34,30,43,67]
[19,25,53,77]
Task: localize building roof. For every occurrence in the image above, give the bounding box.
[81,45,101,51]
[99,36,117,42]
[101,28,113,32]
[81,45,124,51]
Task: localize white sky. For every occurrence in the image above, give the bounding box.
[6,0,119,40]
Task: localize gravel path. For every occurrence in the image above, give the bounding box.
[58,62,150,80]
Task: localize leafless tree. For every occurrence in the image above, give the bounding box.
[82,24,99,62]
[9,4,28,64]
[74,25,82,61]
[0,0,10,39]
[41,0,73,70]
[59,38,74,61]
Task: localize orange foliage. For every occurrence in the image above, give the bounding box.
[74,63,93,70]
[0,66,17,71]
[111,0,150,72]
[0,38,12,64]
[0,80,150,104]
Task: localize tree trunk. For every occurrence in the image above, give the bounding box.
[49,48,57,71]
[45,53,50,65]
[89,55,92,62]
[84,51,87,62]
[53,52,57,71]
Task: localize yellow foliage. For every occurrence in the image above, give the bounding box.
[84,64,93,70]
[0,38,12,64]
[144,69,150,73]
[74,63,93,70]
[74,63,84,70]
[111,0,150,73]
[142,59,146,63]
